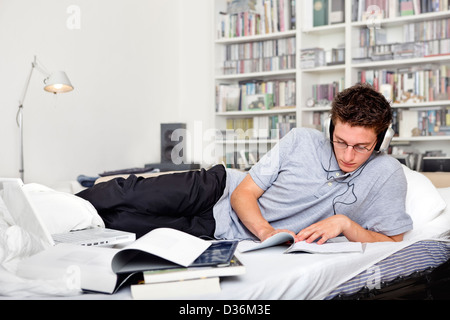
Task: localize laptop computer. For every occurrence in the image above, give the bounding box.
[0,178,135,251]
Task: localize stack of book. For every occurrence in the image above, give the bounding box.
[300,48,326,69]
[16,228,246,300]
[131,248,245,300]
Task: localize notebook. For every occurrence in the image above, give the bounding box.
[0,178,135,251]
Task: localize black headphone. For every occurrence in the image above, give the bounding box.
[324,116,394,153]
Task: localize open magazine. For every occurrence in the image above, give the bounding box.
[239,232,364,254]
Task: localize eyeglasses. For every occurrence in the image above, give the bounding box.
[331,140,377,154]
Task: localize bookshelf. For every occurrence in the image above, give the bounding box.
[348,0,450,161]
[213,0,298,168]
[213,0,450,169]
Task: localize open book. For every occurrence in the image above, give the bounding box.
[239,232,364,254]
[16,228,238,294]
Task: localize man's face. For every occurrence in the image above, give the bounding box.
[332,120,378,173]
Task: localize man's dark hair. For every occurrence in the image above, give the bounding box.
[331,83,392,136]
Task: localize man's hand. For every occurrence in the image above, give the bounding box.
[259,228,297,242]
[296,214,404,244]
[295,215,350,244]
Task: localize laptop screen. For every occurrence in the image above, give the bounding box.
[0,178,55,252]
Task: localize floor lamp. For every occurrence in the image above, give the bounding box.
[16,55,74,182]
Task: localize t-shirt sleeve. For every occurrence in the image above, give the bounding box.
[358,166,413,236]
[248,130,296,191]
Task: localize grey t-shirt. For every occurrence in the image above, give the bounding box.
[213,127,413,240]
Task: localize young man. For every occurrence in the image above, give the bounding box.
[226,83,412,244]
[77,84,413,243]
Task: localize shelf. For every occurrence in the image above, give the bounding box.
[392,100,450,109]
[352,55,450,69]
[300,101,450,112]
[215,30,296,44]
[216,108,296,117]
[393,136,450,142]
[302,23,346,35]
[215,139,279,144]
[215,69,296,81]
[300,106,331,112]
[351,10,450,28]
[301,64,346,73]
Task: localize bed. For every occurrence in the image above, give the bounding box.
[0,165,449,300]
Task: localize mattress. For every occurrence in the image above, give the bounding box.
[326,240,450,299]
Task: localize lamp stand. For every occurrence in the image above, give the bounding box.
[16,59,37,182]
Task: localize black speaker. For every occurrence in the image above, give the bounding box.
[160,123,186,163]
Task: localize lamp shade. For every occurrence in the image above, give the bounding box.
[43,71,74,93]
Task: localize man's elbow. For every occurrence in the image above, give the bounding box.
[389,233,404,242]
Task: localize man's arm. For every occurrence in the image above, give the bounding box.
[230,175,296,241]
[295,214,404,244]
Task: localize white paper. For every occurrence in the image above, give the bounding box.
[112,228,211,271]
[239,232,294,252]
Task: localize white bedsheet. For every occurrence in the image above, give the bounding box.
[0,185,449,300]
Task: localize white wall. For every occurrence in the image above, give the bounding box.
[0,0,214,186]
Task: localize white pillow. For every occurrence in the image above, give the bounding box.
[437,187,450,218]
[402,165,447,229]
[23,183,105,235]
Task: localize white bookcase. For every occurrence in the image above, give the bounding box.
[213,0,450,169]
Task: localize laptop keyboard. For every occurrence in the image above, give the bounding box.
[52,230,112,246]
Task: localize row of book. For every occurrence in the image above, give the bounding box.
[311,80,344,105]
[216,0,296,39]
[357,25,386,49]
[223,54,295,74]
[216,115,296,169]
[311,111,331,132]
[354,38,450,63]
[224,37,295,60]
[357,64,450,103]
[216,79,296,112]
[358,17,450,46]
[352,0,449,22]
[403,18,450,43]
[355,17,450,62]
[222,37,296,75]
[240,79,296,110]
[222,114,296,140]
[397,107,450,137]
[300,47,345,69]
